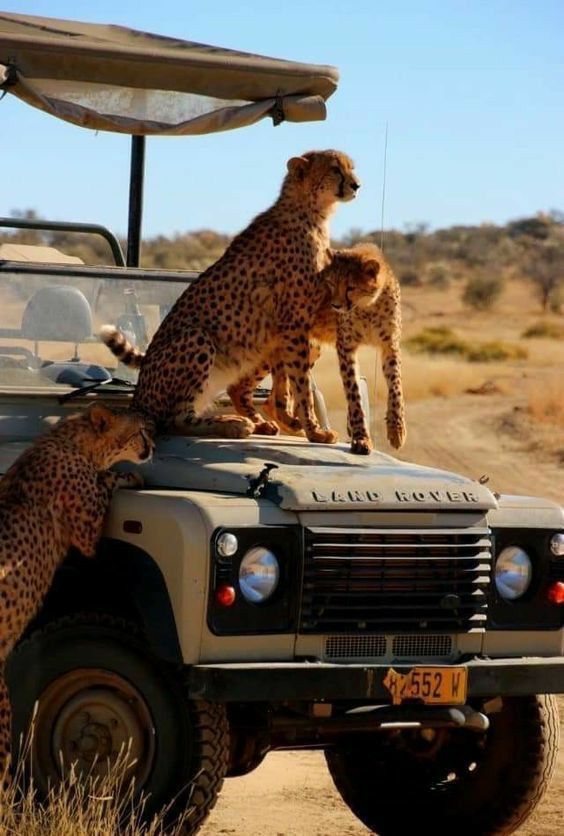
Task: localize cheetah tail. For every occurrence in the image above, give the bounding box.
[99,325,145,369]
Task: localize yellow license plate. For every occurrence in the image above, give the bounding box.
[383,666,467,706]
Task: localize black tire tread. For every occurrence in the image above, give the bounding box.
[9,613,229,835]
[326,695,560,836]
[493,694,559,834]
[185,700,229,832]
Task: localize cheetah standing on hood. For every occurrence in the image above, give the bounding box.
[101,150,360,443]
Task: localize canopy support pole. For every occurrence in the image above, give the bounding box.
[127,135,146,267]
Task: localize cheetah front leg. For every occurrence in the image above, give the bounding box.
[99,471,144,493]
[266,340,322,435]
[280,330,337,445]
[381,341,406,449]
[70,470,144,557]
[227,361,279,436]
[264,359,303,435]
[336,336,372,455]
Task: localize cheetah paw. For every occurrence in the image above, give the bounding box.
[253,420,280,436]
[118,472,144,489]
[351,436,373,456]
[387,421,407,449]
[217,417,255,438]
[307,427,339,445]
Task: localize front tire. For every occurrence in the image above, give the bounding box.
[325,695,559,836]
[6,616,229,833]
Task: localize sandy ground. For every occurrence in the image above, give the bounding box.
[201,393,564,836]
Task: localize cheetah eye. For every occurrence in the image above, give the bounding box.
[331,166,341,175]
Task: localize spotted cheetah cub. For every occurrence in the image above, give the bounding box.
[101,150,360,443]
[230,243,406,454]
[0,404,153,780]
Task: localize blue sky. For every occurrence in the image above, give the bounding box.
[1,0,563,241]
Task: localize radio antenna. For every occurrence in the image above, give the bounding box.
[380,121,389,251]
[374,122,389,444]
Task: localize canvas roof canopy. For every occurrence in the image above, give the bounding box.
[0,12,339,136]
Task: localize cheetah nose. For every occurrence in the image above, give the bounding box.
[351,181,360,192]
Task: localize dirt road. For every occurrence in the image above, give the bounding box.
[201,394,564,836]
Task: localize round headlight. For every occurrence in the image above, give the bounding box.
[494,546,533,601]
[550,533,564,557]
[217,532,238,558]
[239,547,279,603]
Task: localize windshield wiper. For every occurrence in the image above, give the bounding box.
[58,377,135,405]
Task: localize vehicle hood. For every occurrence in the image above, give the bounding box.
[141,435,497,511]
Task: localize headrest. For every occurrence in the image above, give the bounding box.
[21,285,93,342]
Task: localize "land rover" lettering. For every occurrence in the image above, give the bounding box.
[395,489,480,503]
[312,489,382,503]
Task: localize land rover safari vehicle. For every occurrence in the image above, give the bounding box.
[1,11,564,836]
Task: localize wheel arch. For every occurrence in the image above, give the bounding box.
[24,537,182,665]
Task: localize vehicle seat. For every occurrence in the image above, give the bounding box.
[21,285,93,344]
[20,286,110,385]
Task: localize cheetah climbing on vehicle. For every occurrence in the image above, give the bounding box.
[229,243,406,455]
[0,404,153,781]
[101,150,360,444]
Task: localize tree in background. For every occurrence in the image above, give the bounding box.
[525,240,564,313]
[462,273,504,311]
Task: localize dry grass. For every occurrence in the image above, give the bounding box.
[0,741,187,836]
[312,273,564,462]
[527,380,564,430]
[314,347,515,411]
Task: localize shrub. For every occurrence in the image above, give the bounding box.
[426,262,450,288]
[462,274,504,311]
[399,268,421,287]
[522,321,564,340]
[404,327,467,356]
[404,328,527,363]
[507,215,553,240]
[466,341,528,362]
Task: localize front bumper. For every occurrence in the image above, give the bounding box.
[186,657,564,702]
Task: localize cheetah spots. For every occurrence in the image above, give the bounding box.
[126,151,358,439]
[0,408,150,777]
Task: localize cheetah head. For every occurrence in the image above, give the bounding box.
[325,244,386,312]
[286,150,360,208]
[86,404,155,467]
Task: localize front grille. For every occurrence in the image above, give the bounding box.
[392,634,453,657]
[325,634,387,659]
[301,527,492,633]
[323,634,453,660]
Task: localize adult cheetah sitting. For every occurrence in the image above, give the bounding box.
[229,243,406,455]
[101,150,360,443]
[0,404,153,780]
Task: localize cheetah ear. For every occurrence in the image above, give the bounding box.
[363,259,381,279]
[287,156,310,178]
[88,403,114,433]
